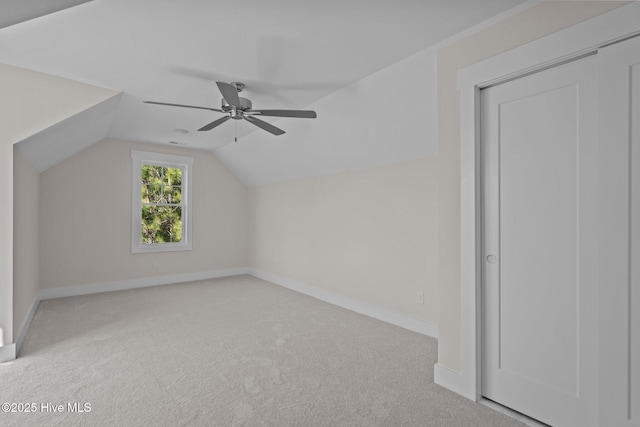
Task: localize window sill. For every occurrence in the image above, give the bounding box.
[132,242,192,254]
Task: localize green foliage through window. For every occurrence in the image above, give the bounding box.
[141,165,183,244]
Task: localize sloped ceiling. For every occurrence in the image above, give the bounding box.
[0,0,527,183]
[0,0,92,29]
[0,63,120,147]
[16,94,122,172]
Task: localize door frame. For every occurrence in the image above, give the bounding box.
[448,2,640,402]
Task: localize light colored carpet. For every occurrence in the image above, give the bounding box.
[1,275,525,426]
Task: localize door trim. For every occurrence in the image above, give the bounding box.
[450,2,640,402]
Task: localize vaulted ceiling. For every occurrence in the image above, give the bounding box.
[1,0,527,185]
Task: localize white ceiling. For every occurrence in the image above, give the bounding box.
[0,0,92,29]
[0,0,527,184]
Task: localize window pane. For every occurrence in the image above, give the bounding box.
[142,184,163,203]
[164,167,182,186]
[166,185,182,203]
[142,165,163,185]
[141,205,182,244]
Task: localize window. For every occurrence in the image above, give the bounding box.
[131,151,193,253]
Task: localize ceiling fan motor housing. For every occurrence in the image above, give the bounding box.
[222,97,252,116]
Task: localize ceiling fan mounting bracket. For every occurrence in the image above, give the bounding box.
[230,82,245,92]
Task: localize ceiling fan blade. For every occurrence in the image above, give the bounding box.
[144,100,222,112]
[244,115,285,136]
[248,109,317,119]
[216,82,241,108]
[198,115,231,131]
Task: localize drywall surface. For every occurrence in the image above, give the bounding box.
[13,147,40,340]
[249,157,439,325]
[0,64,119,146]
[39,138,248,289]
[1,143,13,345]
[216,48,438,186]
[245,47,440,330]
[436,0,627,372]
[0,64,119,346]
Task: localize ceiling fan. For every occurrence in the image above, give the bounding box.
[144,82,317,136]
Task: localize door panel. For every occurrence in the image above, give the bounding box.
[598,35,640,427]
[482,55,598,427]
[499,84,579,396]
[633,61,640,425]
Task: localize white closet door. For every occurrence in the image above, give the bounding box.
[481,55,599,427]
[598,35,640,427]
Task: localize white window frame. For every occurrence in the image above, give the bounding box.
[131,150,193,253]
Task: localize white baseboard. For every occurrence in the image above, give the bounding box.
[434,363,468,398]
[15,298,40,356]
[38,267,250,301]
[0,343,16,363]
[248,268,438,338]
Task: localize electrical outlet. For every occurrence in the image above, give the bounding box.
[152,259,159,268]
[417,291,424,304]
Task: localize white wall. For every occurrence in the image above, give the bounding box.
[247,48,440,327]
[1,142,13,346]
[249,157,439,325]
[0,64,117,347]
[39,138,248,289]
[12,147,40,340]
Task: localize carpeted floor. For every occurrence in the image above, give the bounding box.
[0,275,525,426]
